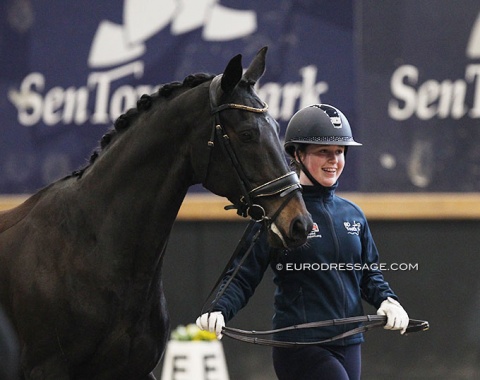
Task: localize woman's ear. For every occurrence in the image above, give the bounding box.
[294,148,304,164]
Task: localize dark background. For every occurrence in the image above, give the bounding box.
[154,219,480,379]
[2,1,480,379]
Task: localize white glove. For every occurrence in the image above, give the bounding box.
[196,311,225,339]
[377,297,409,334]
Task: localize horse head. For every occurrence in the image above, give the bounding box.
[198,47,313,248]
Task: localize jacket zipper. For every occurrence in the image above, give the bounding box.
[319,198,348,327]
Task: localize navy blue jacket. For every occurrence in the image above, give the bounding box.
[214,183,398,346]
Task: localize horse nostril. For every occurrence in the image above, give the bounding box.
[290,216,313,243]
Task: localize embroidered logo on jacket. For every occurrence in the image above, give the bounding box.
[307,222,322,238]
[344,221,361,235]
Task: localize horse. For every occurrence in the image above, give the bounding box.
[0,304,19,379]
[0,47,312,379]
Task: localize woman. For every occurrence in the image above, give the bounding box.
[197,104,409,380]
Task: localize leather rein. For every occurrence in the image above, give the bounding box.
[222,315,429,348]
[203,218,429,347]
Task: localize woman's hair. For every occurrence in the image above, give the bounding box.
[288,145,306,175]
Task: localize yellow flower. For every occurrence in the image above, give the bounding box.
[170,323,217,341]
[195,329,217,341]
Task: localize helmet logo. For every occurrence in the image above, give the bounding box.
[330,116,342,128]
[318,104,343,129]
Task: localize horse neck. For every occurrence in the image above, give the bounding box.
[74,94,209,255]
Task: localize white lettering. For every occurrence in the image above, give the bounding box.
[63,87,89,124]
[258,82,284,120]
[466,64,480,117]
[109,85,138,119]
[88,60,144,124]
[389,63,480,120]
[9,63,329,128]
[437,80,467,119]
[388,65,418,120]
[8,72,45,126]
[416,79,439,119]
[43,86,65,125]
[280,82,302,120]
[257,65,328,122]
[299,65,329,108]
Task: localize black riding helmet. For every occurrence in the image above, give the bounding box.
[284,104,362,186]
[284,104,362,158]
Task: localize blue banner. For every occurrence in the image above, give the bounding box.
[0,0,356,193]
[357,0,480,192]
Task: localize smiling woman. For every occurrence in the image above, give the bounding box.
[196,103,411,380]
[296,145,346,187]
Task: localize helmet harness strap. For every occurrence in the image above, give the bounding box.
[294,148,322,187]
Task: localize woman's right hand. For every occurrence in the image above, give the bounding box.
[196,311,225,339]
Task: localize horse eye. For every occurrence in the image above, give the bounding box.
[240,131,253,141]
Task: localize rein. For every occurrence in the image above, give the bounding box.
[221,316,429,348]
[201,219,265,316]
[202,221,429,347]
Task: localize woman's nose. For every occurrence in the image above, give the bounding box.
[327,152,337,161]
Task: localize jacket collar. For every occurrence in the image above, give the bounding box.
[302,181,338,202]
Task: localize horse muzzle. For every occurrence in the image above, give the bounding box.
[270,210,312,249]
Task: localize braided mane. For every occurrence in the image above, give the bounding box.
[71,73,215,178]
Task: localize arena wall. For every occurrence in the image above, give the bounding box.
[154,206,480,379]
[3,194,474,379]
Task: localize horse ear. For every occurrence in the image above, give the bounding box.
[242,46,268,85]
[221,54,243,94]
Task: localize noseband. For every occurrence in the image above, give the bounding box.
[207,75,302,223]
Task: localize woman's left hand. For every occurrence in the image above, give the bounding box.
[377,297,409,334]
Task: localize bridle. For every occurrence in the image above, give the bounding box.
[206,75,302,223]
